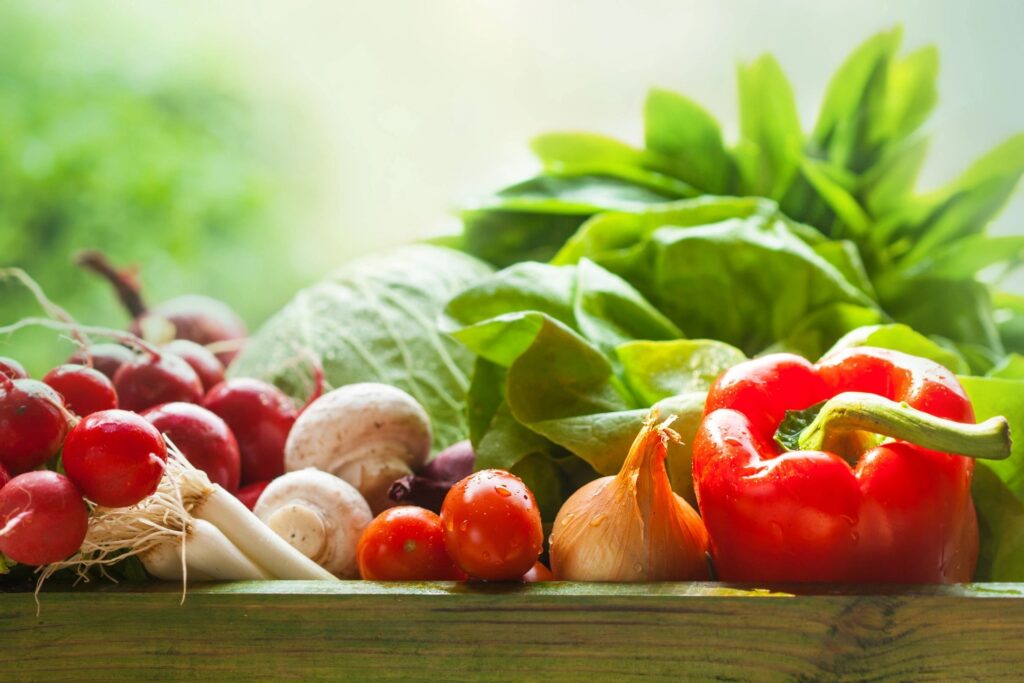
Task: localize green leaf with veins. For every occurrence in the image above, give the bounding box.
[557,198,879,356]
[230,245,493,452]
[617,339,745,405]
[445,260,744,500]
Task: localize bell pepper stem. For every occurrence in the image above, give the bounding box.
[797,391,1011,461]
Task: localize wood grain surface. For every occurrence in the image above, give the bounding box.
[2,581,1023,681]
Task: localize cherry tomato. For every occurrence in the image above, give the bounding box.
[523,561,554,582]
[357,506,465,581]
[441,469,543,581]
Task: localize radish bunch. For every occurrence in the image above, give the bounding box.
[0,330,314,575]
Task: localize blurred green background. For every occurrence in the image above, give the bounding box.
[0,0,1020,374]
[0,2,321,373]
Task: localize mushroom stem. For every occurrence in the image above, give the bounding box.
[266,503,327,561]
[334,447,415,514]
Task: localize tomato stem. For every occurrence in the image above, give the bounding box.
[797,391,1011,460]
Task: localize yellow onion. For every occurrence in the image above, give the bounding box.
[550,413,709,581]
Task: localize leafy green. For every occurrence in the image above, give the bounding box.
[736,55,802,200]
[879,278,1003,374]
[554,197,880,356]
[462,174,686,267]
[230,246,493,451]
[959,376,1024,500]
[994,292,1024,355]
[455,26,1023,373]
[809,26,904,172]
[617,339,745,405]
[988,354,1024,380]
[958,376,1024,580]
[973,464,1024,581]
[893,134,1024,263]
[0,2,296,375]
[644,88,733,194]
[443,259,744,500]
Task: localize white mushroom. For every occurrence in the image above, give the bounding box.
[253,468,373,578]
[284,383,432,513]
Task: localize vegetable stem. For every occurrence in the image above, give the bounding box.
[797,391,1012,461]
[75,250,148,318]
[193,485,336,580]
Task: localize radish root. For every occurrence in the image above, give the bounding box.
[36,440,335,608]
[0,317,160,357]
[0,268,90,351]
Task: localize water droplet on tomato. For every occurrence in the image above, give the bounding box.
[589,514,606,528]
[495,485,511,497]
[459,520,468,532]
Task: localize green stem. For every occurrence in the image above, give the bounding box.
[798,391,1012,461]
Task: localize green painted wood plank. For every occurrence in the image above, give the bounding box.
[2,581,1023,681]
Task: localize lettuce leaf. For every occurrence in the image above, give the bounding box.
[959,376,1024,580]
[554,198,881,356]
[443,259,744,501]
[455,27,1022,373]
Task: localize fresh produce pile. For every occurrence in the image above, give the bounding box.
[2,27,1024,589]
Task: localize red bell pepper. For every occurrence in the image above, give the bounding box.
[692,347,1010,583]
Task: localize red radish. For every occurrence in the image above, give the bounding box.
[0,471,88,565]
[163,339,224,392]
[236,480,271,510]
[114,350,203,412]
[62,409,167,507]
[0,376,71,474]
[143,402,241,492]
[203,378,297,485]
[43,364,118,417]
[77,250,246,365]
[68,343,136,380]
[0,357,27,380]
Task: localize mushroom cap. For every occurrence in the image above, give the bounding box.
[254,468,372,578]
[284,383,432,513]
